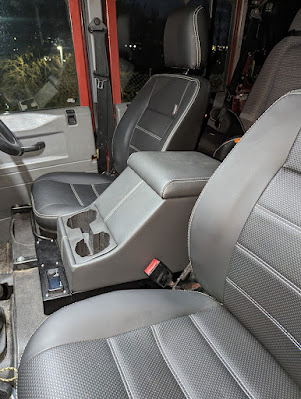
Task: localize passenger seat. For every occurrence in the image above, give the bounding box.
[31,5,211,232]
[240,8,301,130]
[18,90,301,398]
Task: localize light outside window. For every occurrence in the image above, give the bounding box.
[116,0,235,102]
[0,0,79,114]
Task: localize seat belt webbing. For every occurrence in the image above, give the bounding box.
[88,18,115,173]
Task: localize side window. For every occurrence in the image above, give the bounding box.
[116,0,234,102]
[0,0,79,113]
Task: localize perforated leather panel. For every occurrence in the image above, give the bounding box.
[225,132,301,385]
[18,306,299,398]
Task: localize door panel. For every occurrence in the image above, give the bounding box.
[0,106,97,240]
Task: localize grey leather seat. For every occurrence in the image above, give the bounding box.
[31,5,211,232]
[240,8,301,131]
[18,91,301,397]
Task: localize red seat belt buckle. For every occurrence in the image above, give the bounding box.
[144,258,173,288]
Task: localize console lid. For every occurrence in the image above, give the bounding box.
[127,151,220,199]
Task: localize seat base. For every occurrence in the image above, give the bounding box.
[18,290,300,399]
[31,172,115,231]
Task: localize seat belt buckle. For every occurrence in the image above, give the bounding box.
[144,259,173,288]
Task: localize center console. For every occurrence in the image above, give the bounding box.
[57,151,220,293]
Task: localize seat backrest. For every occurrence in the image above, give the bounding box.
[112,5,210,174]
[189,90,301,386]
[240,9,301,131]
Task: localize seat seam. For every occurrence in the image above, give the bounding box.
[31,193,90,219]
[146,105,175,119]
[174,81,191,116]
[151,325,190,399]
[193,6,204,67]
[107,338,133,399]
[127,79,159,156]
[226,277,301,350]
[136,125,162,141]
[162,178,209,197]
[91,184,100,198]
[161,79,200,150]
[256,202,301,235]
[19,293,218,368]
[70,184,84,206]
[129,144,140,152]
[236,242,301,297]
[104,181,143,222]
[159,81,191,148]
[189,314,255,399]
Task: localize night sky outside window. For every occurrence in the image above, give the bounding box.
[0,0,80,113]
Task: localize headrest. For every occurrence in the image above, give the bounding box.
[163,5,209,70]
[289,8,301,32]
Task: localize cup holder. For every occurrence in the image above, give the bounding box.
[67,210,97,233]
[92,232,110,254]
[75,232,111,258]
[75,239,90,257]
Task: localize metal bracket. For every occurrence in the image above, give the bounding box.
[88,17,107,34]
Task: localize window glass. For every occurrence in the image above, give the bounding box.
[0,0,79,113]
[116,0,234,102]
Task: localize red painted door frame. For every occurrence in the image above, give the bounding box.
[68,0,93,111]
[103,0,122,106]
[69,0,121,112]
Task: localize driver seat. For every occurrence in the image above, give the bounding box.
[31,5,210,232]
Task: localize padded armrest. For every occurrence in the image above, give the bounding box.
[127,151,220,199]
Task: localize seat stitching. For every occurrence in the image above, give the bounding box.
[136,125,162,141]
[161,79,200,150]
[104,181,143,222]
[91,184,100,198]
[226,277,301,350]
[128,79,158,150]
[193,6,204,67]
[70,184,84,207]
[159,81,191,148]
[146,105,175,119]
[256,202,301,235]
[189,314,255,399]
[129,144,140,152]
[107,338,133,399]
[187,90,301,260]
[151,325,190,399]
[31,193,90,219]
[162,178,209,197]
[19,294,219,369]
[236,242,301,297]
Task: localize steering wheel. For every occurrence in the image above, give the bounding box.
[0,120,45,156]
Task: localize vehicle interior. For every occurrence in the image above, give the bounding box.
[0,0,300,397]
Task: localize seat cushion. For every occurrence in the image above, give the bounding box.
[18,290,300,399]
[31,172,115,231]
